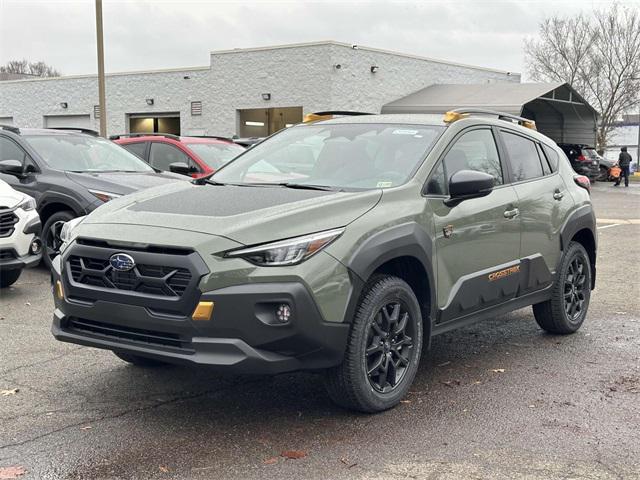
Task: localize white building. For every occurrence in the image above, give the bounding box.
[0,41,519,138]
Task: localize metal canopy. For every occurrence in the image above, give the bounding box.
[382,82,599,145]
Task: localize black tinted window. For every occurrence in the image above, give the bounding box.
[501,131,544,181]
[123,142,147,160]
[536,143,551,175]
[541,144,559,172]
[442,129,503,186]
[149,143,191,171]
[0,137,26,162]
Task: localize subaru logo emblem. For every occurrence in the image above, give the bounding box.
[109,253,135,272]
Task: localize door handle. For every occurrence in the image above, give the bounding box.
[553,191,564,200]
[504,208,519,219]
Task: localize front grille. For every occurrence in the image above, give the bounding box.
[0,249,16,260]
[68,255,193,297]
[0,210,18,237]
[67,317,188,349]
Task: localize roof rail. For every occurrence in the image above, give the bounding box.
[0,124,20,135]
[443,108,537,130]
[109,132,180,140]
[46,127,99,136]
[303,110,373,123]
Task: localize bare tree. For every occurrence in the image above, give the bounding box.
[0,59,61,78]
[525,3,640,149]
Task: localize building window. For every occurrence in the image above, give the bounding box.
[191,101,202,116]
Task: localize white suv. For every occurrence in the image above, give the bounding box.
[0,179,42,288]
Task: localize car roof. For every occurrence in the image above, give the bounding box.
[0,127,93,137]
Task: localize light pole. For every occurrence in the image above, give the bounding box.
[95,0,107,137]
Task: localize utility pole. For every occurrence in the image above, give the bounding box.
[95,0,107,137]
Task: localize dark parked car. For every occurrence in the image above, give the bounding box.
[557,144,600,181]
[0,126,185,267]
[112,133,245,179]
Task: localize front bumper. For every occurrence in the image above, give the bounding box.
[51,252,349,374]
[0,249,41,270]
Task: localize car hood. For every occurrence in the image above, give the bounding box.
[82,182,382,245]
[0,179,28,208]
[65,170,186,195]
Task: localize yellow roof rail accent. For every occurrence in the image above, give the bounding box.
[443,111,469,123]
[303,113,334,123]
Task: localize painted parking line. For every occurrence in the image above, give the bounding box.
[596,218,640,224]
[597,224,621,230]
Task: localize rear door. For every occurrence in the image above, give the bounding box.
[498,129,569,292]
[121,141,149,161]
[425,127,521,324]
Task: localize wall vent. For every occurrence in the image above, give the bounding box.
[93,105,101,119]
[191,101,202,116]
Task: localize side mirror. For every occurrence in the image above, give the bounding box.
[0,159,24,176]
[444,169,494,207]
[169,162,194,176]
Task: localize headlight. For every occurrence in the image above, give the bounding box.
[89,189,122,202]
[60,216,86,244]
[224,228,345,266]
[17,197,36,211]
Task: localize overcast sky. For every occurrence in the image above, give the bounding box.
[1,0,637,79]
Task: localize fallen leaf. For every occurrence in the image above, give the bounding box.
[528,405,536,408]
[472,381,482,385]
[0,466,26,479]
[281,450,307,460]
[0,389,19,396]
[263,457,279,465]
[24,302,31,306]
[159,466,170,473]
[400,399,411,404]
[489,369,505,373]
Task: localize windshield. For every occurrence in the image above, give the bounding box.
[23,135,154,173]
[213,123,444,189]
[187,142,245,169]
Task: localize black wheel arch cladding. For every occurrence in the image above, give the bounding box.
[341,222,436,333]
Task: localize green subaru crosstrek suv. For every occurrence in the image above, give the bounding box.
[51,111,596,412]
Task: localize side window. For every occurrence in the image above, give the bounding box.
[501,131,544,182]
[122,142,147,160]
[0,137,27,162]
[536,143,551,175]
[149,143,192,171]
[425,162,445,195]
[443,129,503,185]
[541,144,559,172]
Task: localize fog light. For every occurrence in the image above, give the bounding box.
[55,280,64,300]
[30,238,42,255]
[276,303,291,323]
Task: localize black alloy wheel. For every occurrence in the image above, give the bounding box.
[365,301,415,393]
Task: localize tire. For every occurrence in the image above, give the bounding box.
[113,351,169,367]
[0,269,22,288]
[42,210,75,270]
[324,275,423,413]
[533,241,591,334]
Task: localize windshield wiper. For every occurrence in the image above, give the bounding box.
[279,183,338,191]
[193,177,225,186]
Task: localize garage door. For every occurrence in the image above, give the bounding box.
[44,114,91,129]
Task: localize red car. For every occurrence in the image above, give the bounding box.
[112,133,245,179]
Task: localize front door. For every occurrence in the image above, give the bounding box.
[424,127,521,325]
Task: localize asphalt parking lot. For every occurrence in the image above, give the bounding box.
[1,182,639,480]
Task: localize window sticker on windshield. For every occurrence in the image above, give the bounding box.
[392,129,419,135]
[376,181,393,188]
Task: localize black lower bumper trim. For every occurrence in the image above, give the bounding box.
[51,279,350,374]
